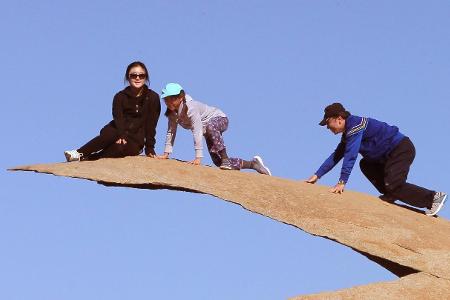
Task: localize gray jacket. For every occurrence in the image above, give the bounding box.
[164,94,226,158]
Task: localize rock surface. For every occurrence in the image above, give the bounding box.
[289,272,450,299]
[9,157,450,299]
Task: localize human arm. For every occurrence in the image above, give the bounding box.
[163,113,178,156]
[306,174,345,193]
[305,174,319,184]
[338,130,363,184]
[187,106,204,160]
[314,140,346,180]
[156,152,170,159]
[112,93,126,139]
[189,157,202,165]
[330,180,346,194]
[327,130,363,193]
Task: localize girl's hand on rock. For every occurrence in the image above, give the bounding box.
[189,158,201,165]
[156,153,170,159]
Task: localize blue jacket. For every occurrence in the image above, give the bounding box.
[315,115,405,183]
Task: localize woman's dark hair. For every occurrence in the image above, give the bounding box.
[124,61,149,84]
[164,90,185,117]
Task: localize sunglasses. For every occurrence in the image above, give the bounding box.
[129,73,147,79]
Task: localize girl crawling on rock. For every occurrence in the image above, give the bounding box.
[157,83,271,175]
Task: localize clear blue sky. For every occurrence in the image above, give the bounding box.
[2,1,449,299]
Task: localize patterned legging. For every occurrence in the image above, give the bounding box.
[204,116,242,169]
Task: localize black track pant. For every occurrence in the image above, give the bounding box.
[359,137,434,209]
[77,125,141,160]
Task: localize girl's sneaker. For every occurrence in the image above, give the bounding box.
[64,150,83,162]
[219,159,234,170]
[252,156,272,176]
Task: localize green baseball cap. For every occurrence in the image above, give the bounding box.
[161,83,183,99]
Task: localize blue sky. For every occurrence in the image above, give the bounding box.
[1,1,449,299]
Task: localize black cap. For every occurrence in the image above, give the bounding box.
[319,103,347,126]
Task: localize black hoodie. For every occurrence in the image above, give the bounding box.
[109,85,161,155]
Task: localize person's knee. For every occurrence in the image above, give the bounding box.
[359,158,367,169]
[204,123,215,136]
[359,159,371,177]
[384,180,403,194]
[100,126,119,141]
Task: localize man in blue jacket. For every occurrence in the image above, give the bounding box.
[306,103,447,216]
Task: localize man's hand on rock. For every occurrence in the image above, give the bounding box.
[305,175,319,184]
[331,182,345,194]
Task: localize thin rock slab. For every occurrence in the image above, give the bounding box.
[289,272,450,300]
[9,157,450,282]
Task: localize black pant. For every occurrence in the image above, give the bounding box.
[359,137,434,209]
[78,124,141,160]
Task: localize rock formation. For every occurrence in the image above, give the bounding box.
[9,157,450,299]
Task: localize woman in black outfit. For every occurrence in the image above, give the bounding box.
[64,61,161,161]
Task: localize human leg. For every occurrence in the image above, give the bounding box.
[204,117,243,170]
[248,156,271,175]
[383,138,435,209]
[95,138,141,159]
[77,124,120,159]
[359,158,386,194]
[64,124,119,161]
[204,117,271,174]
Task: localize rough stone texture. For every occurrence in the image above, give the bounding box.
[9,157,450,299]
[289,272,450,299]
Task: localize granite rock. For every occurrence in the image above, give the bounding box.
[9,157,450,299]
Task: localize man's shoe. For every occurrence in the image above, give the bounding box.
[379,194,396,203]
[252,156,271,176]
[64,150,83,162]
[219,159,233,170]
[425,192,447,216]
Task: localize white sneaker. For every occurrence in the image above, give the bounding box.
[425,192,447,216]
[64,150,83,162]
[252,156,272,176]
